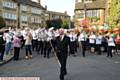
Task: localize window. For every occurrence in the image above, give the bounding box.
[3,1,17,8]
[31,17,35,23]
[31,7,41,14]
[76,10,85,18]
[3,12,17,20]
[21,16,28,22]
[86,10,100,17]
[84,0,93,3]
[21,5,27,11]
[76,0,82,3]
[31,17,41,23]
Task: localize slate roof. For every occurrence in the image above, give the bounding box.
[75,0,107,10]
[47,11,70,17]
[14,0,45,10]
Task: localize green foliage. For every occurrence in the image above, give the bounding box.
[46,19,63,29]
[61,19,69,29]
[108,0,120,27]
[89,17,100,22]
[46,18,69,29]
[0,16,6,29]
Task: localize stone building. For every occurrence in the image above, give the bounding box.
[0,0,46,28]
[74,0,108,27]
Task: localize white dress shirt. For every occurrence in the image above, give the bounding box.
[89,34,96,44]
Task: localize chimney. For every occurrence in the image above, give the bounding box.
[38,0,40,4]
[45,5,47,10]
[64,11,67,15]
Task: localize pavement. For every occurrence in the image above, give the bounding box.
[0,54,14,66]
[0,49,120,80]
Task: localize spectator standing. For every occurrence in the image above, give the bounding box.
[24,29,33,59]
[13,33,21,60]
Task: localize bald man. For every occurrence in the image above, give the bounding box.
[55,28,70,80]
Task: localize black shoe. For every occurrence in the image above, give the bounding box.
[60,77,64,80]
[83,55,85,57]
[47,56,50,59]
[64,72,67,75]
[37,52,39,54]
[73,54,76,57]
[44,55,46,58]
[60,75,64,80]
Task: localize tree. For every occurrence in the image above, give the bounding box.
[46,19,63,29]
[62,19,69,29]
[0,16,6,29]
[46,18,70,29]
[108,0,120,27]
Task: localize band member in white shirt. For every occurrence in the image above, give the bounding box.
[107,35,115,58]
[69,31,77,56]
[89,32,96,53]
[43,29,49,58]
[96,33,102,55]
[78,31,87,57]
[45,28,53,58]
[37,29,44,55]
[32,29,38,52]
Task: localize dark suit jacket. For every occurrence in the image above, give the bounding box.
[0,36,5,52]
[55,35,70,55]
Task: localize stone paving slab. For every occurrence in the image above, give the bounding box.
[0,50,120,80]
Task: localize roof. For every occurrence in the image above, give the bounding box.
[15,0,45,10]
[47,11,70,17]
[75,0,107,10]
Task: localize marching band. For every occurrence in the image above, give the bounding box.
[0,27,120,80]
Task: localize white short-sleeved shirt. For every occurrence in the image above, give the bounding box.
[78,33,87,42]
[108,37,115,46]
[96,35,102,44]
[5,33,12,43]
[89,34,96,44]
[69,34,77,42]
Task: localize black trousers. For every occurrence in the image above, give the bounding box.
[44,41,52,58]
[21,40,25,49]
[0,45,5,61]
[14,47,20,60]
[69,41,76,55]
[37,41,44,54]
[75,41,78,52]
[81,41,87,57]
[102,42,108,52]
[51,40,56,49]
[107,46,114,57]
[57,52,67,80]
[96,44,101,55]
[43,41,47,57]
[32,39,38,51]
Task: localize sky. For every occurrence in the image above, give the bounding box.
[32,0,75,17]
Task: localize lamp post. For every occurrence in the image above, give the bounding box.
[17,3,20,28]
[12,0,20,28]
[84,2,87,28]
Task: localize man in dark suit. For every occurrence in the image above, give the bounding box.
[0,32,6,61]
[55,28,70,80]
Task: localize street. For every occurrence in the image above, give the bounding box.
[0,49,120,80]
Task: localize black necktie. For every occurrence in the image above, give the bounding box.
[72,34,73,41]
[60,36,62,41]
